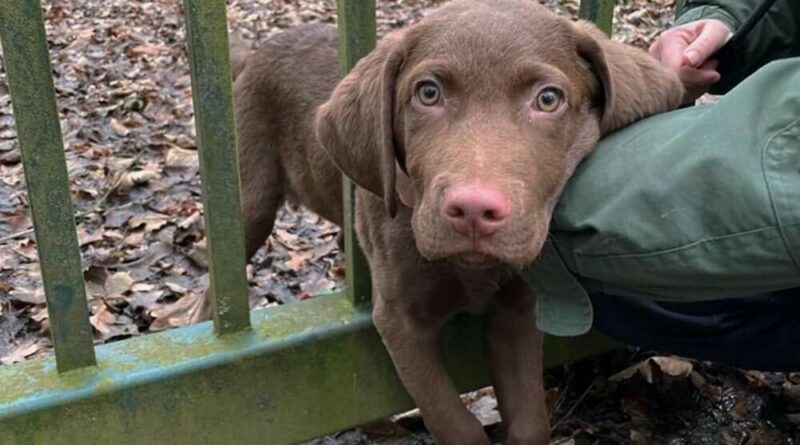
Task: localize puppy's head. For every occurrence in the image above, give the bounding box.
[317,0,682,268]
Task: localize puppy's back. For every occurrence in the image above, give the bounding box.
[234,24,343,230]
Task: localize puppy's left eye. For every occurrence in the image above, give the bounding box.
[535,87,564,112]
[416,81,442,106]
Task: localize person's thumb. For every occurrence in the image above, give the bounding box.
[683,20,732,67]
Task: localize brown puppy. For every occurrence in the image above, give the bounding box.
[193,26,344,321]
[231,0,683,443]
[233,28,343,259]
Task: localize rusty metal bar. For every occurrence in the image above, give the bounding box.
[336,0,377,306]
[0,0,96,373]
[0,292,616,445]
[580,0,615,34]
[183,0,251,333]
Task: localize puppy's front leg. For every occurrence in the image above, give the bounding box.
[373,297,493,445]
[487,279,549,445]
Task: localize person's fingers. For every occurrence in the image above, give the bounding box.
[677,65,720,103]
[698,58,719,72]
[682,67,721,86]
[679,61,721,83]
[683,21,733,67]
[649,19,730,103]
[681,59,721,88]
[684,70,720,87]
[658,33,691,69]
[650,25,696,68]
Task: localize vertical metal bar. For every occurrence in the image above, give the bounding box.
[183,0,250,333]
[336,0,376,307]
[0,0,96,372]
[579,0,615,35]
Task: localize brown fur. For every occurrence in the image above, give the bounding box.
[208,1,683,443]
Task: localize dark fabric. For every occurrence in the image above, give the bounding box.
[590,288,800,371]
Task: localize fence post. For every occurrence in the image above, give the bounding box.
[579,0,614,35]
[336,0,376,307]
[183,0,251,333]
[0,0,96,372]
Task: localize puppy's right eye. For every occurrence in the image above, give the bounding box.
[416,81,441,106]
[535,87,564,112]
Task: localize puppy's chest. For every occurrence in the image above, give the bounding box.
[451,268,510,314]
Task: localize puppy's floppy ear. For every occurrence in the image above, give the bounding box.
[316,31,406,217]
[572,20,684,134]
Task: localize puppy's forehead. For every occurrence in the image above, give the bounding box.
[410,4,578,73]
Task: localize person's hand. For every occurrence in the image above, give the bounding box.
[649,19,733,103]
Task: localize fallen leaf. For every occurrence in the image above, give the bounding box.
[117,169,159,190]
[129,213,170,233]
[177,211,202,230]
[165,147,198,169]
[0,150,21,165]
[467,395,502,427]
[164,281,188,295]
[651,356,693,379]
[109,118,130,136]
[149,294,200,332]
[128,43,165,57]
[131,283,155,292]
[8,287,46,305]
[610,356,694,384]
[90,302,116,335]
[104,206,139,228]
[0,339,41,365]
[105,271,134,296]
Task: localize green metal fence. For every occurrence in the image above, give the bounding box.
[0,0,615,443]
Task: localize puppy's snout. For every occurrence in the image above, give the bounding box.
[443,182,510,237]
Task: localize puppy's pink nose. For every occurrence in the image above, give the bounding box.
[443,182,510,237]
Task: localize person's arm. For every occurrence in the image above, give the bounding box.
[674,0,800,93]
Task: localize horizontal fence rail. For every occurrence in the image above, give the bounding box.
[0,293,616,445]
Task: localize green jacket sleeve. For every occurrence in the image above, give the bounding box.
[674,0,800,93]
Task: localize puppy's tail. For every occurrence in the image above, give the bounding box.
[229,33,253,81]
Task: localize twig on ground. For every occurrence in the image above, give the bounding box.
[551,382,595,431]
[550,373,573,423]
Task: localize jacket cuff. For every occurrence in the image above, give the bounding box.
[674,5,740,32]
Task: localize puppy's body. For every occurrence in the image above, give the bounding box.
[232,1,683,443]
[233,25,343,258]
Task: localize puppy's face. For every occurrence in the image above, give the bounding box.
[394,6,603,267]
[317,0,681,269]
